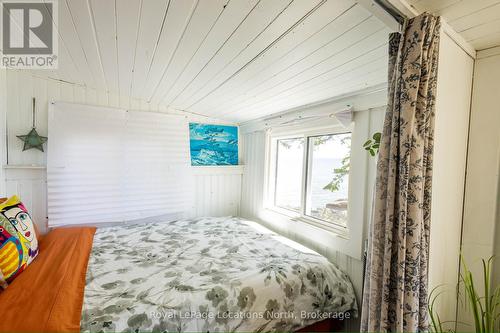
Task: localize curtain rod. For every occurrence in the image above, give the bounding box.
[373,0,406,25]
[373,0,476,59]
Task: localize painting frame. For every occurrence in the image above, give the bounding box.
[189,123,238,166]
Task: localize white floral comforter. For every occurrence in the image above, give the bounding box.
[81,217,357,332]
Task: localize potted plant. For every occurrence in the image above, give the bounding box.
[429,256,500,332]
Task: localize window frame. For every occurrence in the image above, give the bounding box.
[265,126,353,237]
[272,136,306,214]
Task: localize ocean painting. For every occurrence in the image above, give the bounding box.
[189,123,238,166]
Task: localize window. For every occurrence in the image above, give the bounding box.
[306,134,351,226]
[269,131,352,230]
[275,138,304,212]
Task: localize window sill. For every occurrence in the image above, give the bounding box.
[264,207,350,240]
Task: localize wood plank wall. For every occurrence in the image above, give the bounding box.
[3,70,243,233]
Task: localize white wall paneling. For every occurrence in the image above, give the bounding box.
[4,70,242,232]
[427,32,475,331]
[240,131,266,220]
[5,69,178,168]
[457,46,500,331]
[4,167,47,234]
[192,166,244,218]
[477,46,500,290]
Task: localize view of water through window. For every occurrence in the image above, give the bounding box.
[274,133,351,226]
[275,138,304,212]
[306,134,350,226]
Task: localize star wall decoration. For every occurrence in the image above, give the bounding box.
[17,97,48,152]
[17,127,48,152]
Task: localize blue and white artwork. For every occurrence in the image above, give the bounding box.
[189,123,238,166]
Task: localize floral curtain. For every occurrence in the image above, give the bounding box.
[361,13,441,332]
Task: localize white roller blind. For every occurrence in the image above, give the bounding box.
[47,102,192,227]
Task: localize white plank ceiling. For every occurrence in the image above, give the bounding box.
[32,0,391,122]
[408,0,500,50]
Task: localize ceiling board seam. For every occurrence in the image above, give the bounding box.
[64,0,96,88]
[267,71,388,113]
[28,73,86,88]
[195,4,366,112]
[156,0,232,104]
[258,54,389,105]
[1,2,61,81]
[265,28,387,92]
[166,0,263,108]
[212,41,387,117]
[457,16,500,34]
[203,13,374,113]
[229,55,388,117]
[210,22,385,117]
[187,1,356,111]
[234,68,388,120]
[42,0,82,86]
[217,43,388,118]
[147,0,202,102]
[430,0,462,14]
[176,0,297,107]
[238,83,387,127]
[476,45,500,56]
[477,50,500,57]
[468,29,500,43]
[448,0,500,23]
[141,0,172,99]
[129,0,143,100]
[86,0,108,92]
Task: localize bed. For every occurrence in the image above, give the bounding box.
[0,217,357,332]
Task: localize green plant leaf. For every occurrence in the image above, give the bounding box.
[363,132,381,157]
[323,135,350,192]
[323,181,339,192]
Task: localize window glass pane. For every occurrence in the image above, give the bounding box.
[275,138,304,212]
[306,133,351,226]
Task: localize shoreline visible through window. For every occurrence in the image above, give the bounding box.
[305,134,351,227]
[271,132,351,228]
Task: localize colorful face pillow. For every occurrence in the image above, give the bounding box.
[0,196,39,288]
[0,270,7,289]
